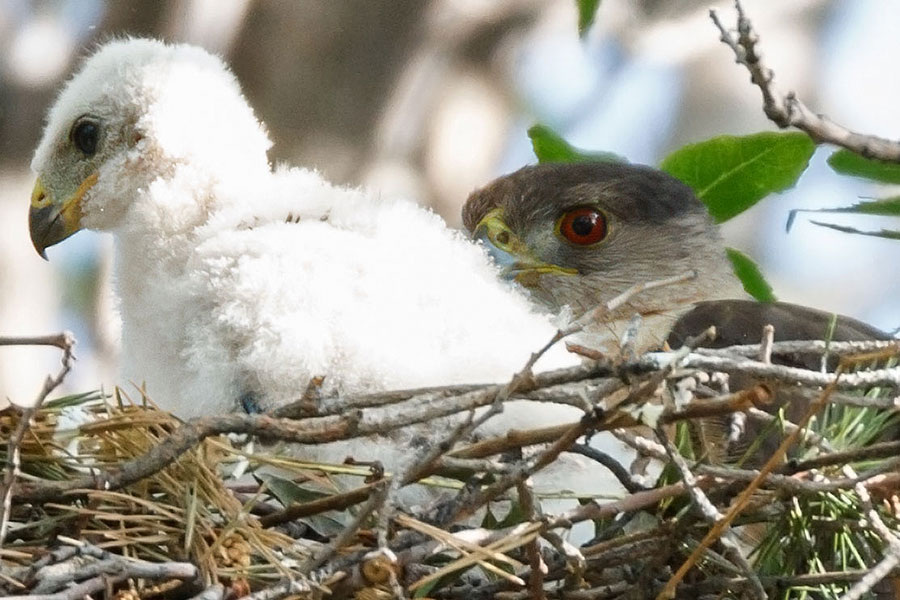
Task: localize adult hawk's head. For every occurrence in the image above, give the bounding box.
[463,162,745,351]
[463,162,888,352]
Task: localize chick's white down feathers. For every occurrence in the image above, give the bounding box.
[33,39,638,499]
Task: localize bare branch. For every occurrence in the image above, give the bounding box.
[710,0,900,161]
[0,332,76,546]
[655,425,766,600]
[659,369,843,599]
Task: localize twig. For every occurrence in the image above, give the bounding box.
[695,339,900,360]
[539,529,586,589]
[570,444,646,494]
[408,522,544,593]
[0,332,76,546]
[297,480,389,573]
[31,557,198,594]
[658,368,843,599]
[188,584,224,600]
[668,352,900,390]
[3,575,131,600]
[0,334,75,351]
[564,271,697,337]
[237,578,321,600]
[515,480,547,600]
[659,385,773,423]
[447,419,592,525]
[758,324,774,364]
[710,0,900,161]
[394,514,524,573]
[785,440,900,474]
[553,479,701,527]
[838,481,900,600]
[654,426,766,600]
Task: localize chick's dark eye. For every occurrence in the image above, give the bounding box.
[72,120,99,156]
[557,206,607,245]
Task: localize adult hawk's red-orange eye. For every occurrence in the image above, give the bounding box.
[557,206,607,245]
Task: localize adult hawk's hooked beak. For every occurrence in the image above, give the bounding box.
[29,173,96,259]
[473,207,577,285]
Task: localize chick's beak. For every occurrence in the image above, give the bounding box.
[29,173,96,259]
[473,208,577,285]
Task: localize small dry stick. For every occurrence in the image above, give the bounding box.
[396,516,526,588]
[0,332,76,547]
[297,480,389,573]
[758,324,774,364]
[676,353,900,390]
[657,369,843,599]
[838,481,900,600]
[31,557,198,595]
[655,425,766,600]
[188,585,224,600]
[696,339,900,360]
[237,578,320,600]
[710,0,900,161]
[516,480,547,600]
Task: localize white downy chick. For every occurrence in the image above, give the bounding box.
[29,38,640,507]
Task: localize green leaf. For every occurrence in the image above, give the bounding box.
[809,221,900,241]
[480,505,499,529]
[827,149,900,183]
[725,248,776,303]
[577,0,602,36]
[832,196,900,216]
[786,196,900,233]
[528,124,625,164]
[659,132,815,222]
[497,501,528,528]
[413,578,443,598]
[258,473,329,506]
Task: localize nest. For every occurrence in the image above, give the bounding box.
[1,334,899,600]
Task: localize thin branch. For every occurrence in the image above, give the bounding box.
[667,352,900,390]
[570,444,647,494]
[0,332,76,546]
[0,333,76,351]
[658,369,843,599]
[785,440,900,474]
[187,584,224,600]
[655,425,766,600]
[516,480,547,600]
[31,557,198,595]
[838,481,900,600]
[297,480,389,573]
[710,0,900,161]
[758,324,774,364]
[695,339,900,360]
[237,578,321,600]
[2,575,131,600]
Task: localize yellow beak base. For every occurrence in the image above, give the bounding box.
[474,208,577,282]
[28,173,96,259]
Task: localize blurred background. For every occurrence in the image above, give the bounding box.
[1,0,898,405]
